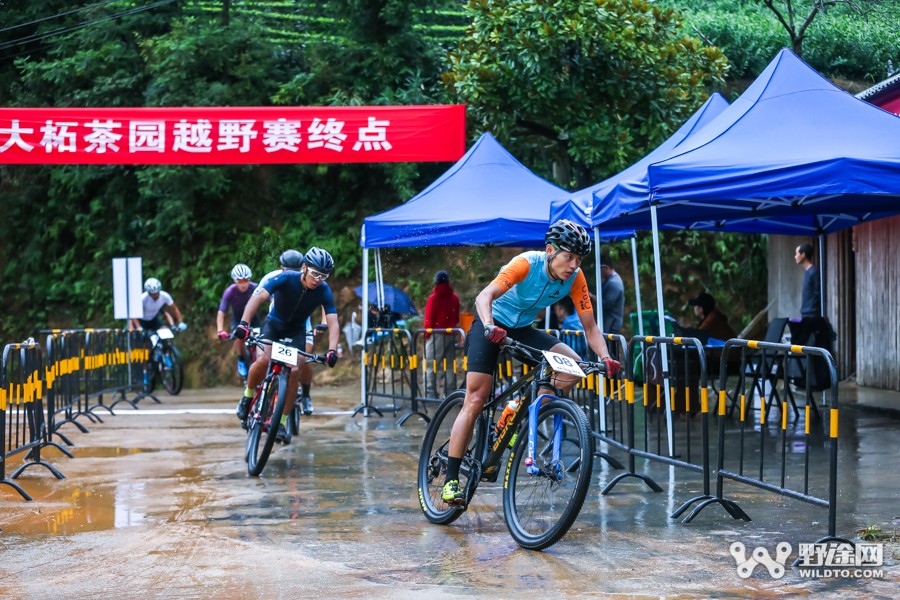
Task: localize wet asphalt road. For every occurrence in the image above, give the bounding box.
[0,384,897,599]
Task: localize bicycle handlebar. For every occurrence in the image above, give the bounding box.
[496,335,611,376]
[245,332,327,365]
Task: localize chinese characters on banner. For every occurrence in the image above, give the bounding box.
[0,105,466,164]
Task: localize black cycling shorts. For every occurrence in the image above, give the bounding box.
[465,316,561,375]
[259,318,305,347]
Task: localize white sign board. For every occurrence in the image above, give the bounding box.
[113,257,143,319]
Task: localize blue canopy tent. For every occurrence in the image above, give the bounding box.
[593,49,900,348]
[358,132,629,411]
[595,49,900,228]
[549,93,729,350]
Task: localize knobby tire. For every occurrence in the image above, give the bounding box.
[417,390,486,525]
[502,398,593,550]
[246,371,288,476]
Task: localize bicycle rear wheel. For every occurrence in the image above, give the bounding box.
[246,372,287,476]
[417,390,486,525]
[160,346,184,395]
[503,398,593,550]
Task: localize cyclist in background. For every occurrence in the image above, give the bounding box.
[216,263,261,379]
[440,219,621,505]
[131,277,187,333]
[233,248,341,441]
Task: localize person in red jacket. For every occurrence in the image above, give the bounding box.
[424,270,460,398]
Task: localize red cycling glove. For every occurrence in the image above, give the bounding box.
[484,325,508,345]
[602,357,621,379]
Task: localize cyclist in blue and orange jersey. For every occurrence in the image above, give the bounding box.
[440,219,622,505]
[232,248,341,441]
[131,277,187,333]
[216,264,261,378]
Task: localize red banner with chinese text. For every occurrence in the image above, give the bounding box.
[0,105,465,164]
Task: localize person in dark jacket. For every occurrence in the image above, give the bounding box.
[424,270,460,397]
[688,292,737,341]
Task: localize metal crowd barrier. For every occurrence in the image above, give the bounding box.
[1,340,66,501]
[355,328,417,420]
[601,336,722,505]
[410,327,466,408]
[699,339,849,546]
[582,333,629,471]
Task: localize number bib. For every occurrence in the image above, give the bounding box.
[542,350,586,378]
[157,327,174,340]
[272,342,298,366]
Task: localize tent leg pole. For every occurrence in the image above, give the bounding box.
[650,205,674,457]
[631,236,644,336]
[361,246,369,416]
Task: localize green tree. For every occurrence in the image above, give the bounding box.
[444,0,729,188]
[752,0,888,56]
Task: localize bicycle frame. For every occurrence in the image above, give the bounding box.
[463,345,599,502]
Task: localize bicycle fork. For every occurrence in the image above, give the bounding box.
[526,393,564,479]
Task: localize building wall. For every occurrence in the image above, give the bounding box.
[854,215,900,390]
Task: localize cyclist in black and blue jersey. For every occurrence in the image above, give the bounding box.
[441,219,622,505]
[233,247,341,441]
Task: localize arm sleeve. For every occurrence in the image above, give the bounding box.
[569,271,594,315]
[218,286,232,312]
[490,256,530,291]
[321,286,337,315]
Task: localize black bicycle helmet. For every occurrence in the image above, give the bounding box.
[279,249,304,270]
[545,219,591,256]
[304,246,334,274]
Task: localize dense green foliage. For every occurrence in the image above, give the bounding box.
[668,0,897,82]
[0,0,895,380]
[445,0,728,188]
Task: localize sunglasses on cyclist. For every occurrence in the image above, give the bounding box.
[306,268,329,281]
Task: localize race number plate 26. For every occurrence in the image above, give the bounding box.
[157,327,174,340]
[272,342,298,366]
[541,351,586,378]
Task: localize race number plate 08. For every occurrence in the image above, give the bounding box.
[157,327,174,340]
[272,342,298,366]
[541,351,586,378]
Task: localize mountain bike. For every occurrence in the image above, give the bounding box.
[146,325,184,395]
[417,337,607,550]
[243,332,325,476]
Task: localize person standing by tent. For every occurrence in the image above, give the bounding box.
[795,243,821,317]
[440,220,620,505]
[600,254,624,334]
[424,270,460,398]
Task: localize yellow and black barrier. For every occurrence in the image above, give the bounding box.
[354,328,416,420]
[1,340,66,502]
[405,328,466,424]
[583,332,629,471]
[601,335,721,499]
[703,339,849,546]
[44,330,92,445]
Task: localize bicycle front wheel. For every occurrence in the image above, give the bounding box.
[503,398,593,550]
[417,390,486,525]
[160,346,184,395]
[246,372,288,476]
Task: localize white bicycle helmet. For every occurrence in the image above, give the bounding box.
[144,277,162,293]
[230,263,252,281]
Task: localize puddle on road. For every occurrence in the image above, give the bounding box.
[1,481,146,536]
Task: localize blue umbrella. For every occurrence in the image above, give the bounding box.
[354,283,418,316]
